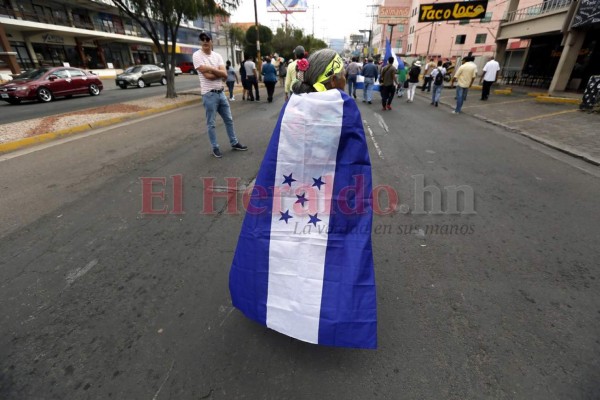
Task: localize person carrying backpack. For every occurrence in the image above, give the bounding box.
[430,60,446,107]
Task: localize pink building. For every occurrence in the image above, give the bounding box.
[369,0,538,59]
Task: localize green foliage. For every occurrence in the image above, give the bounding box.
[111,0,239,97]
[269,26,328,61]
[244,25,273,58]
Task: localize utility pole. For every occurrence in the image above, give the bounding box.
[253,0,261,74]
[426,22,434,57]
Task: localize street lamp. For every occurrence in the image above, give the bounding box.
[359,29,372,58]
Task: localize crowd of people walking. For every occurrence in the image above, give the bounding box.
[216,48,500,117]
[194,29,501,160]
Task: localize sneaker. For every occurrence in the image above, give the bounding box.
[452,111,459,114]
[232,142,248,151]
[382,106,387,111]
[212,147,223,158]
[230,96,235,101]
[386,105,392,110]
[435,102,438,107]
[368,101,372,104]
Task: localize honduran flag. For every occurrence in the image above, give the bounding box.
[230,89,377,349]
[385,38,404,71]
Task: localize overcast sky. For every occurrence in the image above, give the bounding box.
[229,0,375,41]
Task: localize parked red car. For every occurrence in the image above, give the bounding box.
[0,66,103,105]
[178,61,197,74]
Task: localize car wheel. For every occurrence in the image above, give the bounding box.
[137,79,146,88]
[161,76,167,85]
[7,99,21,105]
[37,87,53,103]
[89,83,100,96]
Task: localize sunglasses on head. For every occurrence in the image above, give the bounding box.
[200,36,211,42]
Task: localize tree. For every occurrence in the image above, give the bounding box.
[244,25,273,60]
[270,26,328,61]
[111,0,239,98]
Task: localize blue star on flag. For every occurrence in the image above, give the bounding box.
[308,213,321,227]
[312,176,325,190]
[279,210,293,224]
[282,173,296,187]
[295,192,308,207]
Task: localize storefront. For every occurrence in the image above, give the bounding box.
[31,34,80,67]
[131,44,155,65]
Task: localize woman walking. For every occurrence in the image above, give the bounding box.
[261,56,278,103]
[230,48,377,349]
[225,60,239,101]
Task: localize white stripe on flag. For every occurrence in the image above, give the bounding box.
[266,90,344,343]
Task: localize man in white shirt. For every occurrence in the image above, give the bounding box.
[193,32,247,158]
[244,56,260,101]
[480,56,501,101]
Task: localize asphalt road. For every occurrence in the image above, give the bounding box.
[0,90,599,399]
[0,74,201,124]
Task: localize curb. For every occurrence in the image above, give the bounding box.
[420,91,598,166]
[473,113,599,166]
[0,98,201,154]
[493,88,513,95]
[535,96,581,105]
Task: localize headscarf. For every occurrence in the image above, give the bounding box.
[312,54,344,92]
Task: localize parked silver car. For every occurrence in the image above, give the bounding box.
[116,64,166,89]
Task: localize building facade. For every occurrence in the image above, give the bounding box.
[0,0,231,74]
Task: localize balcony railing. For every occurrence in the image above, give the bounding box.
[504,0,572,23]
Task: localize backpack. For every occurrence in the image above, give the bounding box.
[434,68,444,85]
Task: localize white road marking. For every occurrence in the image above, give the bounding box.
[65,259,98,286]
[363,120,384,160]
[374,113,389,134]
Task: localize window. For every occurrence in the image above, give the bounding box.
[51,69,69,79]
[475,34,487,43]
[455,35,466,44]
[480,12,492,22]
[69,69,85,77]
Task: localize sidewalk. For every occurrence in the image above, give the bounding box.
[0,89,203,154]
[1,84,598,166]
[417,84,600,165]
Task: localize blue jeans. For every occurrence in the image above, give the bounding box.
[203,91,239,149]
[431,84,443,104]
[347,75,357,96]
[455,86,469,113]
[363,77,375,101]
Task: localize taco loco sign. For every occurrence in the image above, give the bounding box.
[418,0,488,22]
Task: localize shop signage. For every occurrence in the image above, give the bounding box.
[43,34,64,44]
[377,7,410,25]
[131,44,152,51]
[572,0,600,28]
[418,0,488,22]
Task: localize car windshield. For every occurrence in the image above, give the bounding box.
[16,68,52,80]
[125,66,143,73]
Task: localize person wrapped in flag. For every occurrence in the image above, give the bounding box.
[230,49,377,349]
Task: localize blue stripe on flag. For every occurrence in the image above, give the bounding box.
[317,92,377,349]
